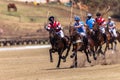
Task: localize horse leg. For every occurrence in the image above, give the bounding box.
[70,45,77,58]
[110,42,113,50]
[57,51,62,68]
[91,48,97,60]
[59,49,66,62]
[62,45,71,62]
[84,49,91,63]
[70,51,77,68]
[74,52,78,68]
[70,51,76,58]
[49,49,53,62]
[99,45,105,59]
[113,41,117,51]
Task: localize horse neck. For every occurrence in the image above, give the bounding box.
[73,32,82,41]
[86,28,92,36]
[69,26,77,35]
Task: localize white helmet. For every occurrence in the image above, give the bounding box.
[87,13,92,17]
[108,16,111,19]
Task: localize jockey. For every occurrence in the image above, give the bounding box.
[107,16,117,37]
[74,16,88,45]
[85,13,95,32]
[46,16,64,38]
[95,12,106,34]
[46,16,68,47]
[74,16,86,37]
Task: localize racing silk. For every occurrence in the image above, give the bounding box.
[95,17,105,26]
[107,21,115,29]
[86,18,95,29]
[107,20,117,37]
[46,21,61,32]
[74,21,85,33]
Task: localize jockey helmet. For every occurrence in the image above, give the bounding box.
[74,16,80,21]
[48,16,54,22]
[87,13,92,17]
[96,12,101,16]
[108,16,111,19]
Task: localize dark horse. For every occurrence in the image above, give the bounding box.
[48,28,71,68]
[7,3,17,12]
[116,31,120,42]
[69,26,96,68]
[92,23,118,59]
[103,26,117,54]
[92,23,109,59]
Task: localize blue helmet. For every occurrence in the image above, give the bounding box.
[74,16,80,21]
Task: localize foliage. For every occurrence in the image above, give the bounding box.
[76,0,120,20]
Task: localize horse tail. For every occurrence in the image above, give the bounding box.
[117,31,120,42]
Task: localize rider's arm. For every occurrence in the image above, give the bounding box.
[74,23,82,28]
[108,21,116,29]
[56,22,63,30]
[102,22,107,27]
[112,21,116,28]
[45,24,51,31]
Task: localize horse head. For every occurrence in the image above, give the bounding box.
[93,22,99,31]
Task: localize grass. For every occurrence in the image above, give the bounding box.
[0,0,119,36]
[0,0,82,36]
[0,1,81,25]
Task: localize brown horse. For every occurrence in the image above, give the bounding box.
[7,3,17,12]
[69,26,93,68]
[93,23,117,59]
[85,26,98,60]
[116,31,120,42]
[106,30,120,51]
[92,23,106,58]
[48,28,71,68]
[104,26,117,53]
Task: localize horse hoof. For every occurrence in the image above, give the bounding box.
[88,61,91,63]
[62,56,65,59]
[50,60,53,63]
[94,57,97,60]
[56,66,60,69]
[70,65,74,68]
[63,59,66,62]
[70,55,73,58]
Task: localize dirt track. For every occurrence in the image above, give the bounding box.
[0,46,120,80]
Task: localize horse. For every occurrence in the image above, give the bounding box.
[92,23,106,58]
[48,28,71,68]
[116,31,120,42]
[7,3,17,12]
[69,26,94,68]
[85,26,98,60]
[104,26,117,52]
[93,23,117,59]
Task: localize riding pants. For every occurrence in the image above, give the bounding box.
[99,27,105,34]
[56,30,64,38]
[109,28,117,37]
